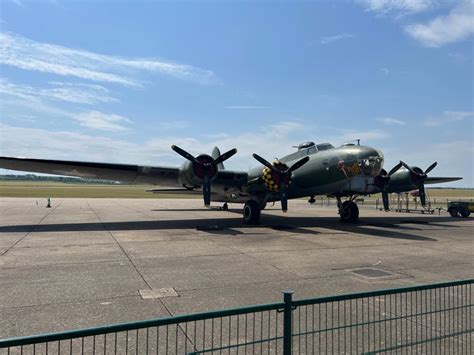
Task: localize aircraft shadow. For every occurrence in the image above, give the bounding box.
[0,211,458,241]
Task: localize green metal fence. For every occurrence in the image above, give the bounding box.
[1,279,472,354]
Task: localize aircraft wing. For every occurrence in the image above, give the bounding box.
[146,188,202,195]
[425,177,463,185]
[0,156,180,186]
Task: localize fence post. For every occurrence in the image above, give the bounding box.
[282,290,294,355]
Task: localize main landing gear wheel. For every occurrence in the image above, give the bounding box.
[222,202,229,211]
[243,200,261,225]
[340,201,359,223]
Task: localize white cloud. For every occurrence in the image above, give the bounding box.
[320,33,356,45]
[404,1,474,47]
[0,79,117,105]
[356,0,436,16]
[2,95,133,132]
[44,82,118,104]
[75,111,132,132]
[0,32,218,86]
[377,117,406,125]
[424,110,474,127]
[0,124,141,164]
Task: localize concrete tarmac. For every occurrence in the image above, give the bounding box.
[0,198,472,339]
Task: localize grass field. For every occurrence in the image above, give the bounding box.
[0,181,199,199]
[0,181,472,201]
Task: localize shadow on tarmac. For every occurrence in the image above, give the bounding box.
[0,210,462,241]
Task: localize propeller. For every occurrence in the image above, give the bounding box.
[171,145,237,206]
[400,161,437,206]
[374,162,403,211]
[253,153,310,212]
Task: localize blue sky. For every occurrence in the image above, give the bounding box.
[1,0,473,186]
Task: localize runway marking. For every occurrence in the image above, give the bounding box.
[139,288,179,300]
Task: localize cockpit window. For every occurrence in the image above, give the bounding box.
[316,143,334,151]
[357,155,384,176]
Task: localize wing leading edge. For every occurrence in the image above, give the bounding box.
[0,156,180,186]
[425,177,463,185]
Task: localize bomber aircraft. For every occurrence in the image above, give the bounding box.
[0,141,462,224]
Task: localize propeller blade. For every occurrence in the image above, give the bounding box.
[202,176,211,206]
[287,156,310,174]
[280,183,288,212]
[419,183,426,206]
[213,148,237,165]
[171,145,199,164]
[388,162,403,176]
[424,161,437,175]
[399,160,417,175]
[381,184,390,211]
[252,153,275,171]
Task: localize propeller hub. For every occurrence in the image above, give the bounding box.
[193,154,217,179]
[262,160,290,192]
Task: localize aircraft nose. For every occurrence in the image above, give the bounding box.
[358,147,384,176]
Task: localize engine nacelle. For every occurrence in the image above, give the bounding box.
[388,168,418,193]
[178,154,217,187]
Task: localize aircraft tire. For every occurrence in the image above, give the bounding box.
[351,202,360,221]
[340,201,359,223]
[222,203,229,211]
[243,200,261,225]
[448,207,459,217]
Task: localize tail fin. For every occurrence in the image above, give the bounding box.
[212,146,225,170]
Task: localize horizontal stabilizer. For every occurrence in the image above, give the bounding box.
[425,177,463,185]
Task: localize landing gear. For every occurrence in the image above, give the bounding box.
[339,200,359,223]
[222,202,229,211]
[243,200,261,225]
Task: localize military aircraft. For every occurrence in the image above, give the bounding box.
[0,141,462,224]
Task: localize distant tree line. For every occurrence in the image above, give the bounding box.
[0,174,119,185]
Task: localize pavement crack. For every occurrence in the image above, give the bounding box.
[1,201,62,256]
[160,298,198,352]
[86,200,153,290]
